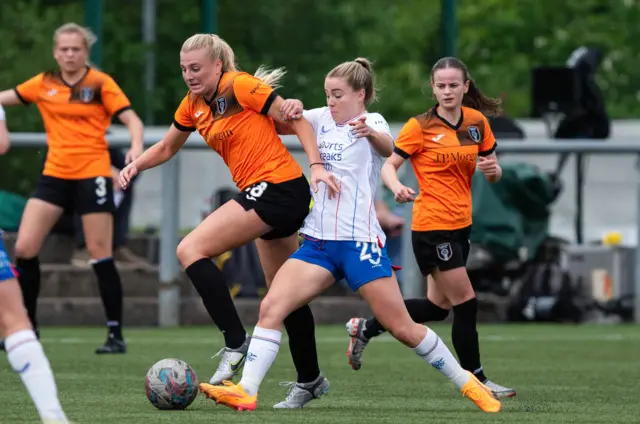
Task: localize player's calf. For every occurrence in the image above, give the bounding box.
[0,278,70,423]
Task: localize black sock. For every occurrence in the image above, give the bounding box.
[92,258,124,340]
[185,258,246,349]
[362,298,450,339]
[16,257,41,331]
[284,305,320,384]
[451,298,486,381]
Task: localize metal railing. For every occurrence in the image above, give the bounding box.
[9,132,640,324]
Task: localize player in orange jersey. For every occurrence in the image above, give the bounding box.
[346,57,516,398]
[0,23,144,355]
[119,34,339,406]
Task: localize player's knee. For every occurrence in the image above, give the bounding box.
[85,238,111,260]
[447,289,475,307]
[176,239,198,268]
[13,238,39,259]
[387,322,418,347]
[257,295,285,329]
[434,269,475,306]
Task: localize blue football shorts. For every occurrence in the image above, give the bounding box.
[0,236,17,282]
[291,235,396,292]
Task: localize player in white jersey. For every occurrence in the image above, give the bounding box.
[297,104,388,243]
[0,105,70,423]
[199,58,501,413]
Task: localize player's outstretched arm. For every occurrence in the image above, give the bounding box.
[0,89,22,107]
[119,125,190,189]
[135,125,189,172]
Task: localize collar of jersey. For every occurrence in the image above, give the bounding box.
[57,65,91,89]
[432,104,464,130]
[335,110,367,127]
[204,71,225,106]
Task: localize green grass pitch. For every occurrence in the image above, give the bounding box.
[1,324,639,423]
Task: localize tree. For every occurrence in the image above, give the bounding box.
[2,0,639,196]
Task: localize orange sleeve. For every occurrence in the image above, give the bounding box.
[173,94,195,132]
[101,76,132,117]
[233,73,278,115]
[14,73,44,104]
[479,116,497,156]
[393,118,423,159]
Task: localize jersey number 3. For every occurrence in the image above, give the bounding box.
[95,176,108,205]
[356,241,381,265]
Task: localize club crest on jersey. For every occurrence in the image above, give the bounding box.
[467,126,481,143]
[216,97,227,115]
[79,87,94,103]
[436,243,452,261]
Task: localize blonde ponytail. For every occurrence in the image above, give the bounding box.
[253,65,287,89]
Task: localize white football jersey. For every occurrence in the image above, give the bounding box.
[300,107,393,244]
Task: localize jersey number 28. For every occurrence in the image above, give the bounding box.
[245,182,268,201]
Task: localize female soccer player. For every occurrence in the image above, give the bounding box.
[346,56,515,398]
[119,34,339,406]
[0,105,70,424]
[0,22,144,355]
[198,58,501,413]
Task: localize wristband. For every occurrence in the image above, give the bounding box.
[0,105,5,121]
[310,162,323,168]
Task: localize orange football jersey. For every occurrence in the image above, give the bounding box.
[394,106,497,231]
[15,67,131,179]
[173,71,302,190]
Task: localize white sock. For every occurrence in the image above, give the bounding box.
[238,326,282,396]
[5,330,68,422]
[413,327,471,390]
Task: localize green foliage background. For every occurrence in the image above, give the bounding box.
[1,0,638,195]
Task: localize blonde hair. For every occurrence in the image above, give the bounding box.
[53,22,97,68]
[54,22,97,51]
[326,57,377,105]
[181,34,286,89]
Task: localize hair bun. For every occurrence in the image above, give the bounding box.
[354,57,373,73]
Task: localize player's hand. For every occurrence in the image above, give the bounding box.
[310,164,340,199]
[111,167,123,191]
[392,184,416,203]
[280,98,304,121]
[119,163,138,190]
[349,116,374,138]
[126,144,143,164]
[477,155,499,177]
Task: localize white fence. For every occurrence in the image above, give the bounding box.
[9,131,640,324]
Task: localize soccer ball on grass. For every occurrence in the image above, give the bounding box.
[145,358,199,410]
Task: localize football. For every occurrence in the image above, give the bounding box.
[145,358,199,410]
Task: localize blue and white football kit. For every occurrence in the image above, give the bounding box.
[290,108,396,291]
